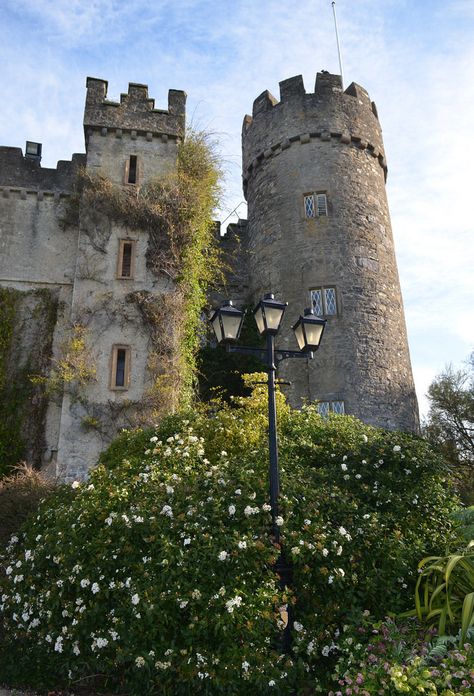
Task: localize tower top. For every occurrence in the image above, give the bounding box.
[83,77,186,142]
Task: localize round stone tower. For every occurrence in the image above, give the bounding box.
[241,71,419,432]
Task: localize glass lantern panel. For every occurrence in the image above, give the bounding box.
[264,305,285,332]
[254,307,265,334]
[211,314,223,343]
[293,322,305,351]
[303,322,324,348]
[221,313,242,340]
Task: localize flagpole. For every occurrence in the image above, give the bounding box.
[331,1,344,88]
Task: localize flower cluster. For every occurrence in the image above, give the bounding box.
[0,389,459,694]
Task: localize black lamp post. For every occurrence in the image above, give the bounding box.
[209,294,326,646]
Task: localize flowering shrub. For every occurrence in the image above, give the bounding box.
[329,614,474,694]
[0,384,460,694]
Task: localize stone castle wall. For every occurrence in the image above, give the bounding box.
[241,72,419,431]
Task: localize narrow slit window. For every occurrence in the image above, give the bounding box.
[128,155,138,184]
[117,240,136,279]
[110,345,131,390]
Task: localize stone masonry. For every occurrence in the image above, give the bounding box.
[238,71,419,431]
[0,70,419,481]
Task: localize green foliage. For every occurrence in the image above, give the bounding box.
[330,614,474,694]
[452,506,474,543]
[198,311,265,401]
[423,354,474,504]
[414,545,474,644]
[0,288,58,477]
[0,388,460,694]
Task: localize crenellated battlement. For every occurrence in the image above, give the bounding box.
[242,71,386,190]
[84,77,186,144]
[0,146,85,191]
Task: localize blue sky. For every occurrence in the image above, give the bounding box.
[1,0,473,416]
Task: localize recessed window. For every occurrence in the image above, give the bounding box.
[110,345,131,390]
[317,400,345,416]
[125,155,139,185]
[304,192,328,218]
[310,287,338,316]
[117,239,136,279]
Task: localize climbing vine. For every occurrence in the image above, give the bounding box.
[61,130,222,423]
[0,288,58,477]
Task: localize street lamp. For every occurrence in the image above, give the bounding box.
[209,293,326,649]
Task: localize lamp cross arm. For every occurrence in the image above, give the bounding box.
[225,344,314,365]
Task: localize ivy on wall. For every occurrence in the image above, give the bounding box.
[0,288,58,478]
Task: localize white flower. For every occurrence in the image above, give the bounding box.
[220,451,228,457]
[242,660,250,672]
[321,645,330,657]
[5,566,12,576]
[71,481,80,489]
[191,589,201,599]
[166,485,174,495]
[218,551,228,561]
[262,503,271,512]
[184,538,191,546]
[135,656,145,668]
[73,642,80,655]
[339,526,347,535]
[225,595,242,613]
[341,463,348,471]
[393,445,401,452]
[269,680,276,687]
[322,548,329,557]
[91,583,100,594]
[80,579,90,588]
[160,505,173,517]
[244,505,259,516]
[328,575,334,584]
[275,516,284,526]
[238,540,247,549]
[228,504,236,516]
[304,519,311,525]
[337,568,345,577]
[54,636,63,653]
[179,600,188,608]
[362,434,368,443]
[291,547,300,555]
[235,488,242,495]
[293,621,303,632]
[150,436,158,443]
[131,594,140,605]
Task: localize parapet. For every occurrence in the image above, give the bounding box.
[242,71,386,190]
[83,77,186,142]
[0,146,85,192]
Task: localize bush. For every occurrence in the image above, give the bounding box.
[0,386,460,694]
[329,614,474,694]
[0,463,56,548]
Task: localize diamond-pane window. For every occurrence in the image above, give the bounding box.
[304,194,315,218]
[332,400,345,415]
[324,287,337,315]
[311,289,323,316]
[317,401,330,416]
[316,193,328,216]
[310,287,338,316]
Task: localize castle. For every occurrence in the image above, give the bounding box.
[0,72,419,480]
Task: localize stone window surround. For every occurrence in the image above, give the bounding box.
[116,238,137,280]
[110,344,131,391]
[303,191,328,219]
[316,399,345,416]
[310,286,339,317]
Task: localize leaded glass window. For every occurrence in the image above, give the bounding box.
[304,194,315,218]
[317,401,330,416]
[324,287,337,315]
[316,193,328,216]
[311,289,323,315]
[332,400,345,415]
[310,287,338,316]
